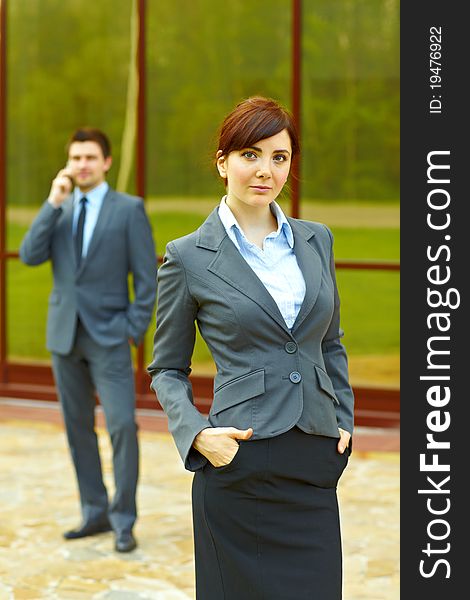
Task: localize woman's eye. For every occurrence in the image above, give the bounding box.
[273,154,287,162]
[242,151,256,159]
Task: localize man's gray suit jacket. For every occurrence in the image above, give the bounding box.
[148,208,354,471]
[20,188,157,354]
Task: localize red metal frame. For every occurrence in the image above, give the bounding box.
[0,0,7,382]
[135,0,147,397]
[290,0,301,219]
[335,259,400,271]
[0,250,400,428]
[0,0,399,428]
[0,360,400,429]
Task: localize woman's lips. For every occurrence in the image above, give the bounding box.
[250,186,271,191]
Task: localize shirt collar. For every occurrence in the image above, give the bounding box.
[269,199,294,248]
[218,196,294,248]
[74,181,109,206]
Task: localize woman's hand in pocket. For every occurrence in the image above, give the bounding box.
[337,427,351,454]
[193,427,253,467]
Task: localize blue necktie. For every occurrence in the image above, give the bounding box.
[75,197,87,265]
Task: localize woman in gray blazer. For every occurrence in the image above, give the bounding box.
[148,96,354,599]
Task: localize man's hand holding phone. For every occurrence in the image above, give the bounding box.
[48,165,75,208]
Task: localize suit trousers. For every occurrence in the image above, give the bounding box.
[192,427,349,600]
[52,320,138,534]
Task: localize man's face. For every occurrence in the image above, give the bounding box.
[67,141,112,193]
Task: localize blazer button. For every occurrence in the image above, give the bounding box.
[284,341,298,354]
[289,371,302,384]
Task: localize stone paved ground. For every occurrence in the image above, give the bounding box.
[0,412,399,600]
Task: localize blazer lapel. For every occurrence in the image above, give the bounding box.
[61,196,77,268]
[198,209,290,334]
[288,218,322,332]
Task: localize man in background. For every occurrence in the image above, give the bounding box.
[19,128,157,553]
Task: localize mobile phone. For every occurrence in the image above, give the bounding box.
[64,161,75,187]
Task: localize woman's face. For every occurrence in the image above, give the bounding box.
[216,129,292,210]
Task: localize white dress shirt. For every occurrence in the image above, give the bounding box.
[72,181,108,258]
[218,197,306,329]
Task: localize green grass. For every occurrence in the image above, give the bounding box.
[149,212,206,256]
[149,213,400,261]
[6,222,29,251]
[337,270,399,356]
[330,227,399,261]
[8,260,52,361]
[7,207,399,365]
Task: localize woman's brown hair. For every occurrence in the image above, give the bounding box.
[216,96,300,160]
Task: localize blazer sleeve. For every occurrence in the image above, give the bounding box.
[125,200,157,345]
[321,225,355,436]
[19,201,62,266]
[147,242,210,471]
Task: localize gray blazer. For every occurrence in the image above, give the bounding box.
[148,208,354,471]
[20,188,157,354]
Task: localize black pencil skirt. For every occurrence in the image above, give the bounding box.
[191,426,349,600]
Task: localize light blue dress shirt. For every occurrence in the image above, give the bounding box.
[72,181,108,258]
[218,197,306,329]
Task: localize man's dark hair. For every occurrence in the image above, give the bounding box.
[66,128,112,158]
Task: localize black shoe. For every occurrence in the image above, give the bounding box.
[115,531,137,553]
[63,520,112,540]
